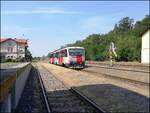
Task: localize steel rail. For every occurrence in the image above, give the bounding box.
[82,70,149,87]
[35,66,51,113]
[70,87,106,113]
[86,64,149,73]
[41,64,106,113]
[87,62,149,68]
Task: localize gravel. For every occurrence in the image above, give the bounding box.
[36,64,99,113]
[16,67,47,113]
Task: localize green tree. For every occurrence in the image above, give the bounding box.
[25,49,32,61]
[118,17,134,32]
[67,15,149,62]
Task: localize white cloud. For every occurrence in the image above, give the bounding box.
[2,7,79,15]
[1,25,35,38]
[81,16,113,33]
[81,14,123,34]
[82,16,103,30]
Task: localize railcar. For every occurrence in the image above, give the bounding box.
[48,47,85,68]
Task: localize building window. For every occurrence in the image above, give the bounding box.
[7,48,9,52]
[11,48,13,52]
[7,47,13,53]
[11,56,13,58]
[20,50,23,53]
[20,46,23,49]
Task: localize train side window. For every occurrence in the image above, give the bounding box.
[64,49,67,57]
[62,49,67,57]
[54,53,57,57]
[58,52,60,58]
[56,52,59,58]
[62,50,64,57]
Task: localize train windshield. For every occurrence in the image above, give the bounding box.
[69,49,84,56]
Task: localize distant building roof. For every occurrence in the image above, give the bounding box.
[0,38,28,47]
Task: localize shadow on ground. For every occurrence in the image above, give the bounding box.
[73,84,149,112]
[45,84,149,112]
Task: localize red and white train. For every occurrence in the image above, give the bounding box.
[48,47,85,68]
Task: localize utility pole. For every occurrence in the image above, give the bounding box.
[109,42,117,66]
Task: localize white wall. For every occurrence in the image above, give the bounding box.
[141,30,150,63]
[14,64,31,108]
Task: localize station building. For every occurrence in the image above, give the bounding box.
[141,29,150,64]
[0,38,28,61]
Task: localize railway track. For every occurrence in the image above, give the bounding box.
[82,69,149,87]
[35,64,105,113]
[87,61,149,67]
[86,64,149,73]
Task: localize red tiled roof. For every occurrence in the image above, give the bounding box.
[0,38,7,42]
[0,38,28,47]
[14,39,28,43]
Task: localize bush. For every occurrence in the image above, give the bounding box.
[5,58,12,62]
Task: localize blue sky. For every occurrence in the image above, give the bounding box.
[1,1,149,57]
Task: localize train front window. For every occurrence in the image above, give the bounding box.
[69,49,84,56]
[62,49,67,57]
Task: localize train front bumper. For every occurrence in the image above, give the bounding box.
[66,62,85,68]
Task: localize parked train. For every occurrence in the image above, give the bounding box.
[48,47,85,68]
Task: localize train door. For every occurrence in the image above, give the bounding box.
[52,53,54,64]
[59,50,63,65]
[62,49,68,65]
[49,53,51,63]
[54,52,57,64]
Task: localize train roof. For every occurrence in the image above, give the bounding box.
[49,46,84,54]
[65,46,84,49]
